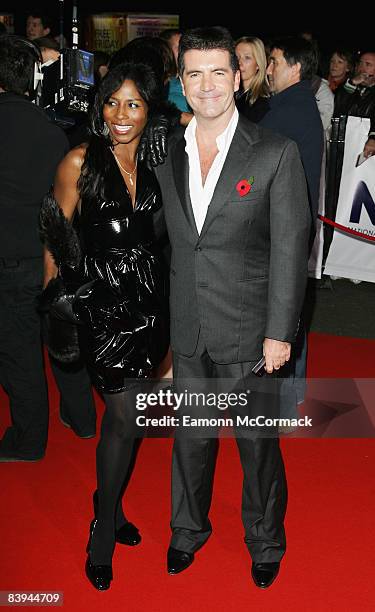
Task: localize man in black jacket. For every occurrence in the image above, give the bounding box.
[259,37,324,415]
[260,37,323,234]
[0,36,95,461]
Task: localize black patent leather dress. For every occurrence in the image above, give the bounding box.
[73,152,169,394]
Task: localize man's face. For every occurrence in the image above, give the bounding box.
[26,16,50,40]
[356,53,375,87]
[181,49,240,122]
[266,47,300,94]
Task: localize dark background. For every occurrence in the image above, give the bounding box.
[1,2,373,62]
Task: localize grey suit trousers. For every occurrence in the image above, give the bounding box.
[170,332,288,563]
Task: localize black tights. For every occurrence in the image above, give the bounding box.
[89,390,140,565]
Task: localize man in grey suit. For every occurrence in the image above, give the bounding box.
[154,26,311,588]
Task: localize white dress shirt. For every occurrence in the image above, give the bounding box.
[184,108,239,234]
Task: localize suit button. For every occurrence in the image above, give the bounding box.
[195,246,202,251]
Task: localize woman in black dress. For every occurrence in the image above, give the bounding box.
[43,63,169,590]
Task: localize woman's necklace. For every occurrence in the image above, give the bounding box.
[111,149,137,186]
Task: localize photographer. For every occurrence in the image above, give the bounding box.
[0,35,94,462]
[334,51,375,158]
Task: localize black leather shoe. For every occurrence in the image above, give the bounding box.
[85,556,112,591]
[167,547,194,574]
[93,491,141,546]
[251,562,280,588]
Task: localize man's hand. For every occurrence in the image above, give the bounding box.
[263,338,291,374]
[363,138,375,158]
[351,74,367,86]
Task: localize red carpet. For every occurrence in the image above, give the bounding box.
[1,332,375,611]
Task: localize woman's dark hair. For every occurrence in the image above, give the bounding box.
[78,62,161,201]
[93,50,110,82]
[109,36,176,84]
[159,28,182,43]
[154,36,177,81]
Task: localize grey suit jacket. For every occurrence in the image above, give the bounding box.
[154,115,311,362]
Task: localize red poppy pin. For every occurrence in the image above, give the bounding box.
[236,176,254,197]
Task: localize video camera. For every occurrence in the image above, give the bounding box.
[37,1,95,129]
[41,47,94,115]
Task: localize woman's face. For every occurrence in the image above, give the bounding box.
[103,79,148,145]
[329,53,350,80]
[235,42,259,84]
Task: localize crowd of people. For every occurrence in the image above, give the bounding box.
[1,10,374,593]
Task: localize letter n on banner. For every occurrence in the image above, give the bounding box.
[324,116,375,282]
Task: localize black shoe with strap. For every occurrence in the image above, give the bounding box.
[85,556,112,591]
[85,519,113,591]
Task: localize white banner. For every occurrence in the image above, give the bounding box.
[324,116,375,282]
[308,146,327,279]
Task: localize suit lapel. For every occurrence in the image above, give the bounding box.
[199,118,259,240]
[172,137,199,239]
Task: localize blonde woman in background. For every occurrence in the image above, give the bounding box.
[235,36,270,122]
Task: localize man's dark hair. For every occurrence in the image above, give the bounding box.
[270,36,316,80]
[0,34,41,95]
[27,12,53,31]
[178,26,239,76]
[33,36,59,51]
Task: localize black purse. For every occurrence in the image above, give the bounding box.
[38,192,84,363]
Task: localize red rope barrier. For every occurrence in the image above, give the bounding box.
[318,214,375,243]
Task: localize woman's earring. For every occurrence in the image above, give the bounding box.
[101,123,109,136]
